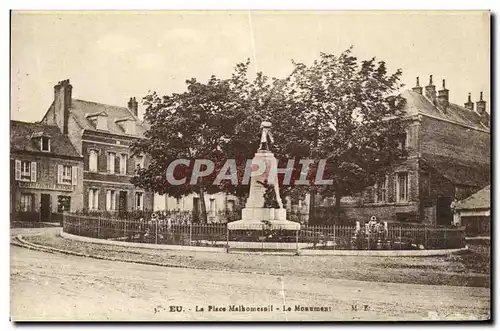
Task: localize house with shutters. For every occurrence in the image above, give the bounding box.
[317,75,490,226]
[41,79,154,213]
[10,120,83,221]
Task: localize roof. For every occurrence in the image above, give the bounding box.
[421,153,490,187]
[454,185,490,210]
[401,90,489,131]
[10,120,81,158]
[69,99,146,137]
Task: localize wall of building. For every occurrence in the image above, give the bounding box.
[154,192,242,222]
[81,131,154,211]
[10,152,84,213]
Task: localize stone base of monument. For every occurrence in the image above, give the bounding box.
[228,207,301,230]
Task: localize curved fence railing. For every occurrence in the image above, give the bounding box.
[62,213,466,251]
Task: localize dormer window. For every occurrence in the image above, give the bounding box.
[41,137,50,152]
[31,132,51,152]
[115,117,136,135]
[86,112,108,131]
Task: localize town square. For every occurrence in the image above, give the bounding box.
[9,10,491,322]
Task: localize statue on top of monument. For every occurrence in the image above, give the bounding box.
[259,121,274,151]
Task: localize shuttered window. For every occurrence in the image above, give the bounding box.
[135,192,144,210]
[15,160,36,182]
[107,152,116,174]
[88,188,99,210]
[89,150,98,172]
[106,190,117,211]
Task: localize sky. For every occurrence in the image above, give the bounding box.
[10,10,490,122]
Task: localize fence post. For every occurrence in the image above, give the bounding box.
[295,229,299,254]
[78,216,81,236]
[333,225,336,251]
[155,218,158,245]
[444,228,447,248]
[399,227,402,250]
[424,225,428,249]
[97,217,101,239]
[226,226,229,253]
[189,222,193,246]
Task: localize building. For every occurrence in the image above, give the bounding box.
[333,75,490,225]
[154,192,242,223]
[41,79,153,212]
[10,120,84,221]
[453,185,490,237]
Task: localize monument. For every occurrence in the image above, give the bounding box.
[227,121,301,231]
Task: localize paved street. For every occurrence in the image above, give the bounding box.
[10,245,490,321]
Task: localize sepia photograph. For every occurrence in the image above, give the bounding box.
[9,9,491,322]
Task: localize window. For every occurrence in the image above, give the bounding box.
[15,160,36,182]
[88,188,99,210]
[89,150,98,172]
[135,192,144,210]
[135,155,144,170]
[57,165,72,184]
[397,133,408,153]
[41,137,50,152]
[107,152,116,174]
[396,172,409,203]
[57,196,71,212]
[119,154,128,175]
[96,116,108,131]
[374,176,387,203]
[20,194,33,212]
[21,161,31,181]
[124,121,136,135]
[106,190,117,211]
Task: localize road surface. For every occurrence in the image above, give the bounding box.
[10,245,490,321]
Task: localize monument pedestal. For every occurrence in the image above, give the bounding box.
[227,146,300,231]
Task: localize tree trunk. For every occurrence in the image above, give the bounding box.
[334,193,342,224]
[309,190,316,224]
[198,187,208,223]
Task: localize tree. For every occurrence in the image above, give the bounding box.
[287,47,407,223]
[131,75,241,222]
[132,48,407,225]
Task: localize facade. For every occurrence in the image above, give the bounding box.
[10,121,84,221]
[154,192,242,223]
[331,76,490,225]
[41,79,153,212]
[453,185,490,237]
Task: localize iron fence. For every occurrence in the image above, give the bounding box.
[63,213,466,251]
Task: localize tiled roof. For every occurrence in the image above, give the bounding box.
[401,90,489,131]
[10,120,81,158]
[69,99,146,137]
[455,185,490,210]
[421,153,490,187]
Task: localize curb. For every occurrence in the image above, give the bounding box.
[60,230,227,253]
[13,235,284,277]
[60,230,469,257]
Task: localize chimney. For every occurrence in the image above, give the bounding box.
[411,76,423,94]
[53,79,72,135]
[128,97,138,117]
[464,93,474,111]
[424,75,436,104]
[476,92,487,116]
[437,79,449,111]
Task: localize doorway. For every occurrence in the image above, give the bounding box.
[118,191,128,214]
[40,194,51,222]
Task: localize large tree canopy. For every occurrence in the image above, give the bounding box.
[131,47,407,223]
